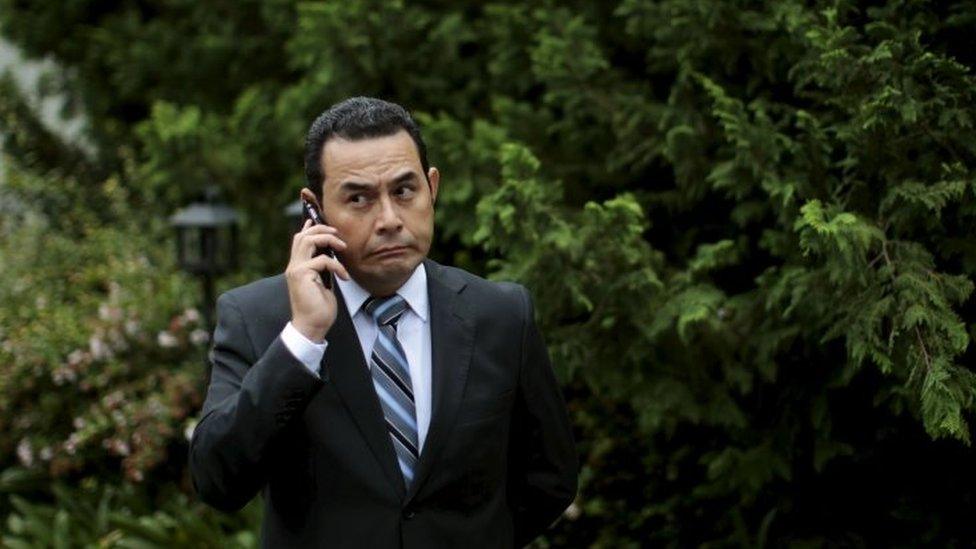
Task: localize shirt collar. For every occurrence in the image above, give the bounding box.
[335,262,429,323]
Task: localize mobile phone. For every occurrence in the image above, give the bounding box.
[301,195,336,290]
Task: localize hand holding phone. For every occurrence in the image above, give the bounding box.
[285,189,349,342]
[301,194,337,289]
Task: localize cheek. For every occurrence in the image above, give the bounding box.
[408,207,435,237]
[329,219,370,254]
[420,215,435,242]
[343,230,372,256]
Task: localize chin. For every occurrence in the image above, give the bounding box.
[363,252,422,280]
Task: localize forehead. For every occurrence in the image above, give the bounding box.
[322,130,421,189]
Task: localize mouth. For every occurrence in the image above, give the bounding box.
[371,246,410,257]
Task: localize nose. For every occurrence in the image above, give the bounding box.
[375,195,403,233]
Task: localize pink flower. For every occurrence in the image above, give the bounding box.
[98,303,123,322]
[103,391,124,408]
[111,410,127,426]
[67,349,88,367]
[89,334,112,360]
[157,331,179,348]
[16,439,33,467]
[65,433,82,455]
[183,308,201,324]
[124,319,141,336]
[114,440,130,456]
[190,329,210,346]
[51,366,77,385]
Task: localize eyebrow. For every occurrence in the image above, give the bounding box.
[337,171,418,193]
[337,181,374,193]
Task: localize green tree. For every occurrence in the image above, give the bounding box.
[3,0,976,545]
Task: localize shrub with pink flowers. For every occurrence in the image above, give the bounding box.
[0,166,210,487]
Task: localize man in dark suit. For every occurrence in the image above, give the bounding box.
[189,97,578,548]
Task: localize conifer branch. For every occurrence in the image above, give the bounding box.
[878,237,935,385]
[879,239,895,283]
[867,252,883,270]
[910,324,934,385]
[920,120,965,165]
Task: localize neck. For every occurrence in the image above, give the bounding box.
[353,271,411,297]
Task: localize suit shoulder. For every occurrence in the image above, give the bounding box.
[219,274,287,312]
[435,263,528,318]
[215,274,291,350]
[438,264,524,296]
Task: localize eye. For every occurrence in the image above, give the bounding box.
[395,185,416,199]
[349,194,367,205]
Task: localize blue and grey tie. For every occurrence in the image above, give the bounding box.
[363,294,419,485]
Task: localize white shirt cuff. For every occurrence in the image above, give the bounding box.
[281,321,328,378]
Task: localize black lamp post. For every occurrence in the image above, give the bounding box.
[169,187,240,331]
[284,198,304,229]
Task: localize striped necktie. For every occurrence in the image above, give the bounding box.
[363,294,419,485]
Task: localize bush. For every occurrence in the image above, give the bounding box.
[0,161,205,485]
[3,0,976,545]
[0,469,260,548]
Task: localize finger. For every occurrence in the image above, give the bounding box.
[294,224,336,246]
[304,233,347,251]
[292,219,315,256]
[309,254,351,281]
[302,224,338,235]
[293,234,346,262]
[303,254,351,281]
[293,226,341,258]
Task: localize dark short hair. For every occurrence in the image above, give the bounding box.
[304,97,429,200]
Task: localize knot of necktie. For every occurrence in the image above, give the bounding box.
[363,294,408,327]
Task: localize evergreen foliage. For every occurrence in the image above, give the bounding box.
[2,0,976,545]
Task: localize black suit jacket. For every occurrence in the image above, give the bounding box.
[189,259,578,548]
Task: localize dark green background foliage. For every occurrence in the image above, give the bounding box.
[2,0,976,546]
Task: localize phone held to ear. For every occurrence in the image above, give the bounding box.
[301,197,336,290]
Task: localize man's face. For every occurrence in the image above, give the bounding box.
[319,130,439,293]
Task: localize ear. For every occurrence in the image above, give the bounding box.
[427,167,440,204]
[300,187,323,211]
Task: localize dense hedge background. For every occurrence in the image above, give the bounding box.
[2,1,976,546]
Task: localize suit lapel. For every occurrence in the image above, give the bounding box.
[322,285,407,499]
[404,259,474,505]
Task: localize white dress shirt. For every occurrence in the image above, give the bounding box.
[280,263,432,451]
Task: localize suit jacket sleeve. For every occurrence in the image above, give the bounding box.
[509,286,579,547]
[188,291,324,512]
